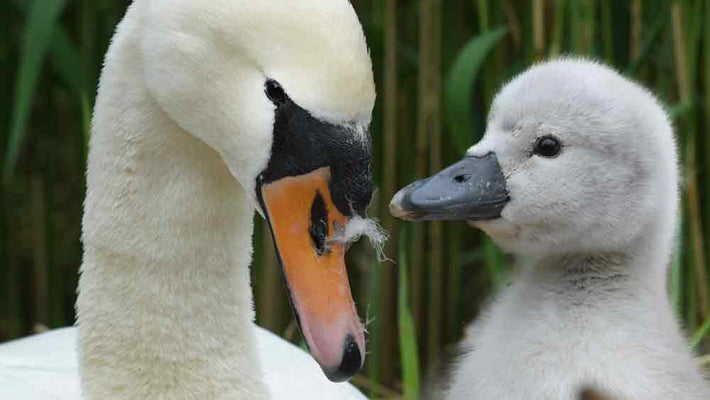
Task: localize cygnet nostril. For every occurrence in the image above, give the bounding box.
[454,174,470,183]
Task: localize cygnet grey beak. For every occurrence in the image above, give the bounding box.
[390,153,509,221]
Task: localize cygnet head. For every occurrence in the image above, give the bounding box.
[135,0,376,381]
[391,58,677,257]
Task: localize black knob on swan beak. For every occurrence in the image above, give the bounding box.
[324,334,362,382]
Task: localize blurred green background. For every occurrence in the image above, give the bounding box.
[1,0,709,398]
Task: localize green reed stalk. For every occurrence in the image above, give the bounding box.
[398,227,421,399]
[411,0,428,351]
[600,1,614,63]
[672,0,708,322]
[533,0,545,59]
[258,222,284,332]
[419,0,444,368]
[4,0,67,182]
[550,0,567,57]
[672,216,685,317]
[630,0,643,61]
[704,0,710,265]
[580,0,596,55]
[369,0,399,386]
[30,176,47,328]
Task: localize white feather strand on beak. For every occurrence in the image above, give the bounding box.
[328,216,388,261]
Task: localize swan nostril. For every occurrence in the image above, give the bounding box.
[309,191,328,255]
[454,174,469,183]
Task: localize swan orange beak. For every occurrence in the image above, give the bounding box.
[258,166,365,382]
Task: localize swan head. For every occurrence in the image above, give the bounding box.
[138,0,375,381]
[391,58,677,256]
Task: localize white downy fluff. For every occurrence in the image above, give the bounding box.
[331,216,389,261]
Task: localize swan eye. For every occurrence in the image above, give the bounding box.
[533,136,562,158]
[265,80,287,104]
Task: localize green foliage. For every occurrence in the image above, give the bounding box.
[397,227,421,399]
[4,0,67,181]
[444,26,507,155]
[49,29,92,148]
[692,317,710,349]
[626,7,667,75]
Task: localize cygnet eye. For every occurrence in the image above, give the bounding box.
[265,80,287,104]
[533,135,562,158]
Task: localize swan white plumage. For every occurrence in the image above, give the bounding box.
[0,0,377,398]
[0,326,362,399]
[391,58,710,399]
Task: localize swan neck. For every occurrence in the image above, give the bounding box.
[76,8,270,399]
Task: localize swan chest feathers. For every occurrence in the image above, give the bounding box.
[0,327,365,400]
[446,267,709,400]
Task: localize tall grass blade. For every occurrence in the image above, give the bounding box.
[4,0,67,182]
[382,0,398,256]
[366,0,397,387]
[600,0,614,63]
[691,317,710,349]
[372,0,399,383]
[568,0,581,53]
[30,177,48,327]
[50,29,88,96]
[533,0,545,59]
[626,8,668,76]
[672,216,685,317]
[13,0,88,150]
[444,27,508,154]
[704,0,710,259]
[51,28,92,151]
[398,227,421,399]
[257,222,282,332]
[477,0,489,33]
[672,0,708,321]
[420,0,443,368]
[550,0,567,57]
[630,0,643,61]
[579,0,596,55]
[80,94,91,151]
[413,0,428,368]
[669,100,695,120]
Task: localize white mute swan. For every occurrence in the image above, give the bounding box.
[0,0,379,398]
[391,58,710,399]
